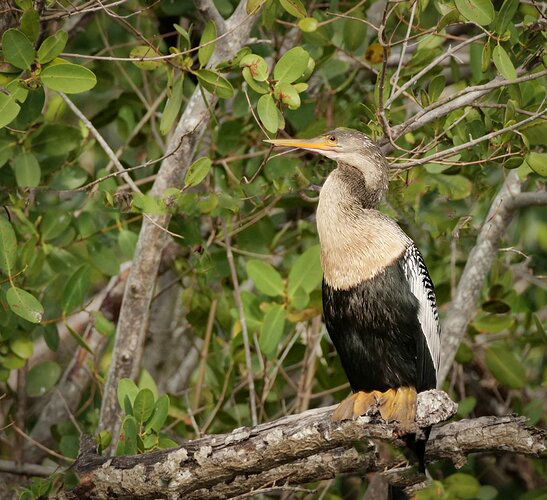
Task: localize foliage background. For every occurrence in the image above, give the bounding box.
[0,0,545,498]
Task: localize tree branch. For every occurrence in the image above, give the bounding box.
[58,391,544,499]
[439,170,522,383]
[196,0,226,33]
[98,0,262,443]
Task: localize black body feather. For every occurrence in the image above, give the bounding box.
[322,254,436,394]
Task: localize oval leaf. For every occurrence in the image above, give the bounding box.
[12,152,40,187]
[133,388,155,425]
[260,304,286,358]
[288,244,322,297]
[492,45,517,81]
[6,286,44,323]
[195,69,234,98]
[279,0,306,18]
[0,90,21,129]
[455,0,494,26]
[129,45,163,70]
[37,31,68,64]
[257,94,279,134]
[27,361,61,397]
[41,63,97,94]
[239,54,270,82]
[274,82,301,109]
[273,47,310,83]
[185,157,212,188]
[160,74,184,135]
[198,20,217,67]
[246,260,284,297]
[0,216,17,276]
[485,344,526,389]
[62,264,91,313]
[2,28,35,70]
[145,394,169,432]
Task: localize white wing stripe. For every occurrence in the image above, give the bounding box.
[402,245,441,375]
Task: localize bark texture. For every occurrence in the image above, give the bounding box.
[58,391,544,499]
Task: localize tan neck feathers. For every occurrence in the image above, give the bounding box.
[317,170,409,290]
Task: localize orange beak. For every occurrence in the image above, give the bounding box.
[264,137,336,150]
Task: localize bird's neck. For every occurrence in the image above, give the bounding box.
[321,162,388,210]
[316,164,408,290]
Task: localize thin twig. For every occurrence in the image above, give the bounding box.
[223,218,258,426]
[60,93,141,193]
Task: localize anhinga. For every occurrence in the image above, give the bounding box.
[267,128,441,467]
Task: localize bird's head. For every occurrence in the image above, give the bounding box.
[265,127,387,173]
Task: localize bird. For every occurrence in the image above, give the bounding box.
[266,128,441,469]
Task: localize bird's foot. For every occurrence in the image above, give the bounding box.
[331,387,417,432]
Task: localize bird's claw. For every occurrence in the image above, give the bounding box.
[332,387,417,433]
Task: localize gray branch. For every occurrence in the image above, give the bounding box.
[195,0,226,32]
[56,391,544,499]
[438,171,522,383]
[98,1,262,441]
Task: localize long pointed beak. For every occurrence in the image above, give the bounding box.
[264,137,335,150]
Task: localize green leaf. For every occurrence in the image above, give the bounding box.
[274,82,301,109]
[12,152,40,187]
[0,216,17,277]
[195,69,234,98]
[120,416,138,455]
[257,94,279,134]
[160,74,184,135]
[298,17,318,33]
[290,286,309,310]
[0,91,21,129]
[494,0,519,34]
[492,45,516,80]
[37,31,68,64]
[279,0,306,18]
[62,265,91,313]
[481,40,491,73]
[428,74,445,102]
[260,304,286,358]
[246,260,284,296]
[242,67,269,94]
[20,9,40,43]
[2,29,35,70]
[145,394,169,432]
[185,157,212,188]
[239,54,269,81]
[437,9,462,31]
[31,124,81,155]
[526,152,547,177]
[0,139,16,167]
[273,47,310,83]
[287,245,322,297]
[485,344,526,389]
[133,388,155,425]
[138,369,159,401]
[27,361,61,397]
[10,337,34,359]
[60,435,80,459]
[445,473,480,499]
[173,24,190,50]
[434,174,472,200]
[454,0,494,25]
[473,313,514,333]
[66,323,94,354]
[118,229,138,259]
[343,11,367,51]
[247,0,267,14]
[41,63,97,93]
[129,45,163,70]
[6,286,44,323]
[198,20,217,67]
[117,378,139,410]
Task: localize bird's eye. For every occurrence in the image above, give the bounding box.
[328,135,336,142]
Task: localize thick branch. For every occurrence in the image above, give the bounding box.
[98,0,261,441]
[59,391,544,499]
[196,0,226,32]
[438,171,522,383]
